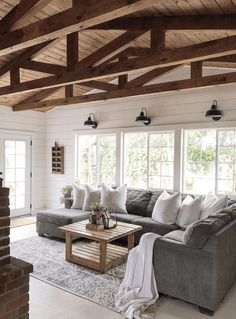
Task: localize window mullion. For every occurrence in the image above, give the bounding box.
[215,130,219,195]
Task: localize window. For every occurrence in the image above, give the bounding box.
[217,130,236,194]
[183,128,236,195]
[77,134,116,186]
[123,132,174,189]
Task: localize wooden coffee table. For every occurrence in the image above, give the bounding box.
[59,220,142,273]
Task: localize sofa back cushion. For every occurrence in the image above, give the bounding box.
[126,188,152,216]
[183,205,236,249]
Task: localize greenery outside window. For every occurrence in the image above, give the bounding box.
[77,134,117,186]
[123,132,175,189]
[183,128,236,195]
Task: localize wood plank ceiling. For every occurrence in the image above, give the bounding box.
[1,0,236,111]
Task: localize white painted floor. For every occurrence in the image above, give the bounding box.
[10,224,236,319]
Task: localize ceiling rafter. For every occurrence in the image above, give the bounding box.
[91,15,236,31]
[3,34,236,97]
[0,0,158,57]
[13,69,236,112]
[0,0,51,35]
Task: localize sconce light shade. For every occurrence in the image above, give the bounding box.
[84,113,97,129]
[135,107,151,125]
[205,100,222,121]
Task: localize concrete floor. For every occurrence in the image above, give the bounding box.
[10,224,236,319]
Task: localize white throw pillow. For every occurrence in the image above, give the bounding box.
[152,191,181,225]
[201,192,228,220]
[101,183,127,214]
[176,195,203,228]
[71,184,85,209]
[83,184,101,211]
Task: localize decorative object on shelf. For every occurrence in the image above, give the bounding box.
[102,210,117,229]
[205,100,222,121]
[52,142,64,174]
[135,107,151,125]
[86,202,105,230]
[84,113,97,129]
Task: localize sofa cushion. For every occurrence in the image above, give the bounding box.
[111,213,142,224]
[132,217,179,236]
[183,208,235,249]
[164,230,184,242]
[37,208,90,226]
[126,189,152,216]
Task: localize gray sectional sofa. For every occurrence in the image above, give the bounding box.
[36,188,236,314]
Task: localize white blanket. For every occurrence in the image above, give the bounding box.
[115,233,160,319]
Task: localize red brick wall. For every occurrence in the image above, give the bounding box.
[0,188,33,319]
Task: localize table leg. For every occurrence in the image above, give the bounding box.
[128,233,134,250]
[100,241,107,273]
[65,232,72,261]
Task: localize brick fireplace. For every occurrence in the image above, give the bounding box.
[0,187,33,319]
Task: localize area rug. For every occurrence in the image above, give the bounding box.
[11,237,163,314]
[11,236,164,314]
[10,216,36,228]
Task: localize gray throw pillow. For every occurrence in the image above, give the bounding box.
[183,210,233,249]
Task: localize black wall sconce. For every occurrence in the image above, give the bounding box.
[135,107,151,125]
[205,100,222,121]
[84,113,97,129]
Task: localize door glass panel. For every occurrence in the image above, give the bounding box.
[4,140,27,211]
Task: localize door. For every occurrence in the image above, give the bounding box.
[0,134,31,217]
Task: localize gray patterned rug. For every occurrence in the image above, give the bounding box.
[11,236,164,315]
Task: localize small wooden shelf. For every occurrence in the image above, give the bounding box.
[52,143,64,174]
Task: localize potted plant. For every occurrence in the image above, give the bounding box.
[90,202,105,224]
[60,185,73,208]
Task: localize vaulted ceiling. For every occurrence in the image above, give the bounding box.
[1,0,236,112]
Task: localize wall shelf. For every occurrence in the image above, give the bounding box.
[52,143,64,174]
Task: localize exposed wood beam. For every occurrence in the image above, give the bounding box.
[65,0,79,98]
[191,61,202,80]
[13,87,61,107]
[4,34,236,96]
[0,41,53,79]
[125,47,150,57]
[0,0,157,57]
[118,56,128,89]
[79,30,146,69]
[151,30,165,53]
[0,0,50,35]
[92,15,236,31]
[20,60,66,75]
[79,80,118,91]
[126,66,180,88]
[13,71,236,111]
[10,68,20,86]
[65,31,79,97]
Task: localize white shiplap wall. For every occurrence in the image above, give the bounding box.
[0,105,46,213]
[45,66,236,208]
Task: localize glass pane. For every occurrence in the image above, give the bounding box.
[5,169,15,183]
[218,180,234,194]
[5,154,15,169]
[16,182,25,196]
[149,133,174,190]
[218,163,233,180]
[218,147,234,163]
[124,133,147,188]
[16,155,25,168]
[78,134,116,186]
[149,176,161,189]
[15,196,25,209]
[98,135,116,185]
[16,141,26,154]
[5,140,15,155]
[184,129,216,194]
[16,169,25,182]
[218,130,234,146]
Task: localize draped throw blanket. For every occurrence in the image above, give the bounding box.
[115,233,160,319]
